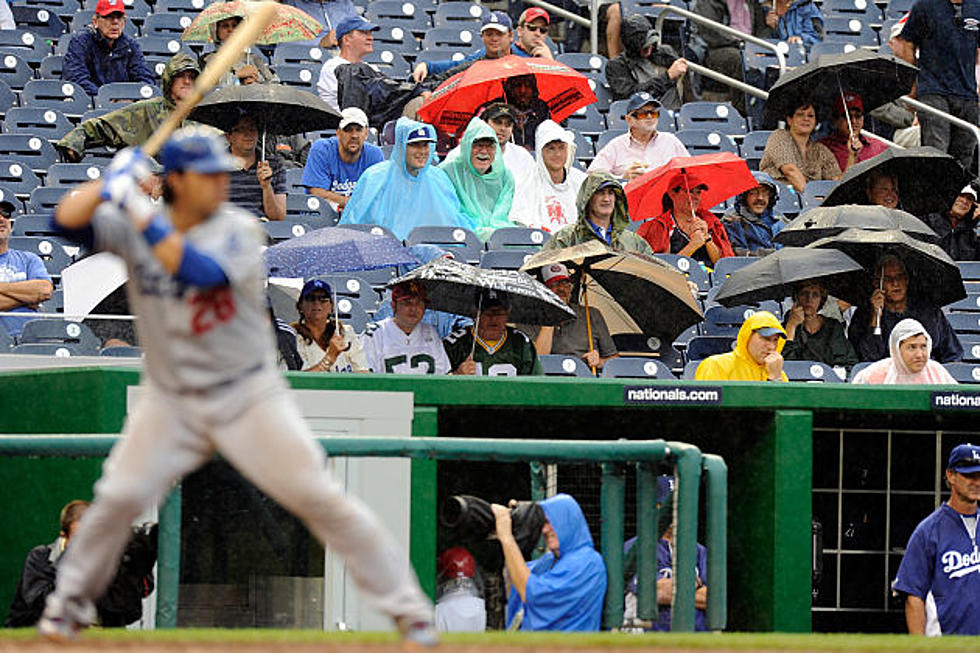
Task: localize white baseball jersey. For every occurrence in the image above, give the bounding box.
[362,317,451,375]
[91,202,273,393]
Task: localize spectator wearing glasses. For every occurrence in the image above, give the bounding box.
[513,8,554,59]
[0,201,53,338]
[589,93,689,180]
[818,93,888,173]
[291,279,368,373]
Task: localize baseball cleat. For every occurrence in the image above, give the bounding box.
[37,614,83,643]
[397,617,439,649]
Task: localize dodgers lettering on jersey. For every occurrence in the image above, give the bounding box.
[894,504,980,635]
[91,202,274,393]
[361,317,451,375]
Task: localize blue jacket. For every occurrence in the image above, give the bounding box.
[506,493,607,631]
[425,43,532,77]
[777,0,824,49]
[63,26,155,97]
[723,172,785,254]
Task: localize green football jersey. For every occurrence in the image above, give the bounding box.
[443,327,542,376]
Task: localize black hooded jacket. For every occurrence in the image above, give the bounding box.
[605,15,685,106]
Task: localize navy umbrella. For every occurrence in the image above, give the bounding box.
[264,226,416,278]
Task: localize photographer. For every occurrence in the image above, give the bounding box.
[491,493,606,631]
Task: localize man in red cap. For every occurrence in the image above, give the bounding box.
[63,0,155,98]
[514,8,554,59]
[818,93,889,173]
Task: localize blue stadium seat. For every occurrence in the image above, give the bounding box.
[539,353,595,377]
[28,186,69,214]
[10,5,66,38]
[433,3,487,26]
[0,159,41,195]
[675,129,739,156]
[0,52,34,90]
[143,13,196,38]
[0,184,22,215]
[38,287,63,313]
[80,149,116,167]
[743,41,806,74]
[283,167,305,194]
[680,359,700,379]
[486,226,550,251]
[677,102,748,135]
[416,47,469,67]
[0,78,16,118]
[572,130,594,163]
[363,49,411,78]
[46,163,103,186]
[782,360,846,382]
[275,63,317,92]
[21,80,91,117]
[79,108,114,123]
[100,345,143,357]
[155,0,207,14]
[0,325,11,349]
[606,99,629,128]
[19,318,101,353]
[704,303,782,335]
[671,323,700,348]
[684,335,736,361]
[263,220,309,243]
[557,52,607,76]
[801,180,838,210]
[332,296,373,334]
[271,42,327,67]
[70,11,138,38]
[284,194,339,228]
[406,225,482,264]
[136,35,190,60]
[821,16,879,47]
[314,273,378,303]
[0,139,57,175]
[38,54,63,79]
[422,26,479,50]
[884,0,914,20]
[601,356,675,379]
[8,236,73,275]
[945,363,980,384]
[95,82,161,108]
[3,107,74,140]
[372,25,419,52]
[654,253,711,294]
[0,29,51,67]
[959,335,980,363]
[338,223,398,241]
[479,249,534,270]
[584,75,613,113]
[19,0,81,20]
[380,120,397,145]
[565,103,606,138]
[366,0,432,33]
[846,360,871,381]
[958,261,980,283]
[821,0,883,19]
[808,41,863,59]
[740,130,771,169]
[773,181,801,216]
[10,342,93,356]
[948,294,980,313]
[948,312,980,335]
[711,256,757,286]
[10,213,59,237]
[610,334,685,370]
[595,129,626,153]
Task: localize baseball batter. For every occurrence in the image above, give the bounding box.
[38,128,436,645]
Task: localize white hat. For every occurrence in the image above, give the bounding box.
[542,263,570,285]
[960,184,978,201]
[339,107,369,130]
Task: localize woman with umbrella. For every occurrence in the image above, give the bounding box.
[759,99,841,193]
[782,280,859,370]
[291,279,368,373]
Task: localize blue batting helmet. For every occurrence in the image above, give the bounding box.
[158,126,237,174]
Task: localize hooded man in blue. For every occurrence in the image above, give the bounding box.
[495,493,607,631]
[722,172,786,256]
[339,117,473,240]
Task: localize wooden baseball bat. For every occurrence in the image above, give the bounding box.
[142,1,279,157]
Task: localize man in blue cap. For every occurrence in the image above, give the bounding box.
[316,14,379,112]
[893,443,980,635]
[589,92,689,180]
[411,11,515,83]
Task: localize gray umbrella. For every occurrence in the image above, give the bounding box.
[388,257,575,325]
[775,205,938,247]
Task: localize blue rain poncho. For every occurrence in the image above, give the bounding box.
[506,493,607,631]
[339,117,473,240]
[439,117,515,241]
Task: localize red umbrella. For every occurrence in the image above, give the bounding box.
[417,55,596,136]
[625,152,758,221]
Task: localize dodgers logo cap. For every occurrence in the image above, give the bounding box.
[405,125,435,144]
[948,443,980,474]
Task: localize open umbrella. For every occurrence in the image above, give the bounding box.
[713,247,869,307]
[763,50,917,123]
[416,55,596,137]
[625,152,757,221]
[182,0,324,44]
[520,240,703,341]
[388,257,575,325]
[265,226,416,278]
[775,205,938,247]
[808,228,966,307]
[189,83,341,135]
[820,147,972,217]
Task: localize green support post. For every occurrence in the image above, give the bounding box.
[702,454,728,631]
[635,462,658,621]
[600,463,626,630]
[529,461,547,502]
[411,407,439,601]
[155,483,181,629]
[669,442,702,632]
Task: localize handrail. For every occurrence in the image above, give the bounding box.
[899,95,980,166]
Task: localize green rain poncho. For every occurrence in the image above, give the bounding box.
[440,117,515,240]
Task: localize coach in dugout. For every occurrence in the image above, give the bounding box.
[492,493,606,631]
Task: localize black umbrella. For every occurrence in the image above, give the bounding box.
[388,257,575,325]
[189,83,341,135]
[808,228,966,307]
[775,205,938,247]
[764,50,917,123]
[820,147,971,217]
[713,247,869,307]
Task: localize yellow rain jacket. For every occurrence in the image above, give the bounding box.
[695,311,789,382]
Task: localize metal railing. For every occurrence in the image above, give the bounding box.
[0,434,727,633]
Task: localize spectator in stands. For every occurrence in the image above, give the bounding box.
[818,93,889,173]
[759,100,841,193]
[605,15,689,108]
[412,12,515,84]
[226,114,286,221]
[291,279,368,373]
[852,318,956,384]
[525,263,618,371]
[782,280,859,370]
[316,15,378,113]
[57,54,200,162]
[63,0,155,98]
[770,0,824,49]
[283,0,358,48]
[203,16,278,87]
[269,301,303,371]
[513,8,554,59]
[496,493,607,631]
[692,0,774,116]
[589,93,689,180]
[445,104,536,185]
[301,107,383,213]
[362,280,452,374]
[893,0,980,173]
[849,255,962,363]
[864,170,900,209]
[440,117,515,240]
[444,290,541,376]
[636,172,735,266]
[0,207,53,338]
[480,74,552,152]
[543,172,653,253]
[435,547,486,633]
[722,172,786,256]
[696,311,788,381]
[509,120,587,233]
[921,185,980,261]
[0,0,13,30]
[339,118,471,240]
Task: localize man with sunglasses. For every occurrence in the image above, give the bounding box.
[817,93,888,173]
[0,201,53,339]
[513,8,554,59]
[589,92,688,180]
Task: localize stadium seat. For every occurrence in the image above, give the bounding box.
[0,52,34,90]
[572,130,594,163]
[948,312,980,335]
[0,325,11,350]
[595,129,627,153]
[675,129,739,156]
[142,13,196,38]
[801,180,839,210]
[38,287,64,313]
[601,356,675,379]
[0,159,42,196]
[10,342,92,356]
[372,25,419,52]
[653,253,711,294]
[711,256,757,286]
[406,226,483,264]
[136,35,191,60]
[0,78,16,117]
[70,11,138,38]
[0,139,57,176]
[284,194,339,228]
[945,363,980,384]
[846,360,871,381]
[8,236,73,275]
[948,294,980,313]
[332,296,373,334]
[704,303,782,336]
[275,64,317,92]
[684,335,736,361]
[100,345,143,357]
[680,360,700,379]
[677,101,748,135]
[338,223,398,241]
[38,54,63,79]
[416,47,468,67]
[479,249,534,270]
[782,360,846,382]
[10,5,66,38]
[28,187,70,214]
[740,130,771,170]
[486,227,550,251]
[10,213,59,237]
[262,220,309,243]
[155,0,207,14]
[613,335,684,370]
[884,0,915,20]
[743,41,807,75]
[958,261,980,282]
[671,323,700,349]
[313,273,378,303]
[283,167,305,194]
[362,50,411,78]
[20,0,82,20]
[565,103,607,138]
[822,0,883,18]
[821,16,879,47]
[21,80,92,117]
[557,52,607,76]
[773,181,801,216]
[959,335,980,363]
[3,107,74,140]
[46,162,103,186]
[538,354,595,377]
[808,41,862,58]
[584,76,613,113]
[80,149,116,167]
[272,43,326,67]
[433,3,486,26]
[19,318,101,354]
[367,0,432,32]
[422,26,479,50]
[95,82,161,109]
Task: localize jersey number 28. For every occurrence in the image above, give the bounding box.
[190,287,236,335]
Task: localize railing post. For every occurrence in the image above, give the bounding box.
[600,462,626,630]
[635,462,658,621]
[702,454,728,631]
[669,442,702,632]
[155,483,182,629]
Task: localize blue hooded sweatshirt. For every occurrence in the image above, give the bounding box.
[506,493,607,631]
[339,117,473,240]
[722,172,785,254]
[777,0,824,49]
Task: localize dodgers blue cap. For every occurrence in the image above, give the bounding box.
[948,443,980,474]
[159,127,237,174]
[405,125,436,144]
[626,91,662,115]
[336,15,379,42]
[300,278,334,300]
[481,11,513,32]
